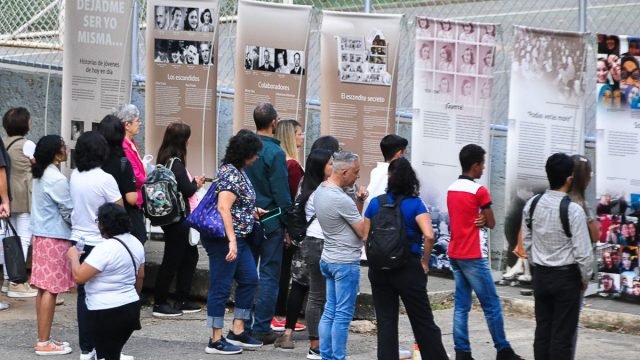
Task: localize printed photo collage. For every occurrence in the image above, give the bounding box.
[153,6,216,65]
[414,18,497,107]
[243,46,306,75]
[597,34,640,109]
[337,32,392,86]
[596,212,640,301]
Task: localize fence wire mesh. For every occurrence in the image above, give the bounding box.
[2,0,640,134]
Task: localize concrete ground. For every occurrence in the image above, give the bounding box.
[1,290,640,360]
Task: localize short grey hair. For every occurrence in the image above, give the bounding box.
[332,151,359,171]
[113,104,140,123]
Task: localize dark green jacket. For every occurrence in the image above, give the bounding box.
[245,135,291,234]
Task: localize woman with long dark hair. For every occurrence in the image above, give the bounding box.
[30,135,74,355]
[99,115,143,242]
[273,149,333,358]
[364,158,448,360]
[152,123,205,317]
[202,130,263,354]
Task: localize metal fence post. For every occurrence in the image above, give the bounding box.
[131,0,139,82]
[579,0,587,32]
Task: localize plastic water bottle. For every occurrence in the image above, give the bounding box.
[75,237,85,252]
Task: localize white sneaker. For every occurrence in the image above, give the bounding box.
[79,349,96,360]
[7,282,37,298]
[1,279,8,293]
[0,302,8,311]
[120,353,134,360]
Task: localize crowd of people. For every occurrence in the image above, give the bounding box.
[0,102,610,360]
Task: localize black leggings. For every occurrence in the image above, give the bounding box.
[155,219,198,304]
[89,301,140,360]
[285,281,308,331]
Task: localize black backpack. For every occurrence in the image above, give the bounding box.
[284,194,315,245]
[525,193,572,238]
[366,194,411,270]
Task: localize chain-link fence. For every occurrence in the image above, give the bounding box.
[2,1,640,131]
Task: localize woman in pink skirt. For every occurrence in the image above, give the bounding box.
[30,135,75,356]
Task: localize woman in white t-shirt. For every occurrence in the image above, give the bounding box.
[69,131,123,359]
[68,203,144,360]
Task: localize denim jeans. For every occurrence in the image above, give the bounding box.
[302,236,325,340]
[248,226,284,334]
[319,260,360,360]
[201,236,257,329]
[450,258,510,353]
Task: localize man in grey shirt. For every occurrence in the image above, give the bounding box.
[314,151,367,360]
[522,153,593,360]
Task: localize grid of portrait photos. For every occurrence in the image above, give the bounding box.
[337,32,392,86]
[596,200,640,301]
[414,18,497,106]
[154,6,216,32]
[511,27,586,102]
[243,46,306,75]
[154,39,214,65]
[597,34,640,110]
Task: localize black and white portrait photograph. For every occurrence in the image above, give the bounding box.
[70,121,84,141]
[455,75,476,105]
[456,44,477,74]
[198,8,215,32]
[416,17,433,39]
[154,39,170,63]
[199,42,213,65]
[244,46,260,70]
[437,20,455,40]
[289,51,305,75]
[416,40,434,70]
[259,47,275,72]
[458,22,477,43]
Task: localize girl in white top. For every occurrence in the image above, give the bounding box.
[459,47,476,74]
[68,203,144,360]
[69,131,123,358]
[459,23,476,42]
[436,77,453,103]
[438,21,454,39]
[481,24,496,44]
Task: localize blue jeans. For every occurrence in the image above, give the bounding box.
[202,236,257,329]
[450,258,510,353]
[319,260,360,360]
[248,226,284,334]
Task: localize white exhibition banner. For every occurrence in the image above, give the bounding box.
[61,0,135,170]
[505,25,587,215]
[410,17,498,270]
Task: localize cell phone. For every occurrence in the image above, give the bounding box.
[259,207,282,223]
[204,177,214,182]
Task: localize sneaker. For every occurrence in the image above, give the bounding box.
[50,339,70,347]
[120,353,134,360]
[1,279,8,293]
[205,337,243,355]
[496,347,524,360]
[56,298,65,306]
[307,347,321,360]
[7,282,37,298]
[252,331,279,345]
[456,351,474,360]
[293,322,307,332]
[152,303,183,318]
[226,330,263,349]
[270,317,286,331]
[273,333,294,349]
[79,349,96,360]
[34,340,72,355]
[0,302,8,311]
[175,300,202,314]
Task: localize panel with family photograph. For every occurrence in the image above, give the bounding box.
[416,40,435,70]
[337,33,392,86]
[154,6,216,32]
[596,34,640,110]
[458,22,478,43]
[456,44,478,75]
[154,39,213,65]
[415,17,434,39]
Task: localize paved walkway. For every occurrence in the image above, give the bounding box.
[1,291,639,359]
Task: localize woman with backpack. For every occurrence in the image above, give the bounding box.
[152,123,205,317]
[363,157,448,360]
[98,115,142,242]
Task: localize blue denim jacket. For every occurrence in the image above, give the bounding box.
[30,165,73,240]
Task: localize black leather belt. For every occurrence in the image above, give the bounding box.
[535,264,577,271]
